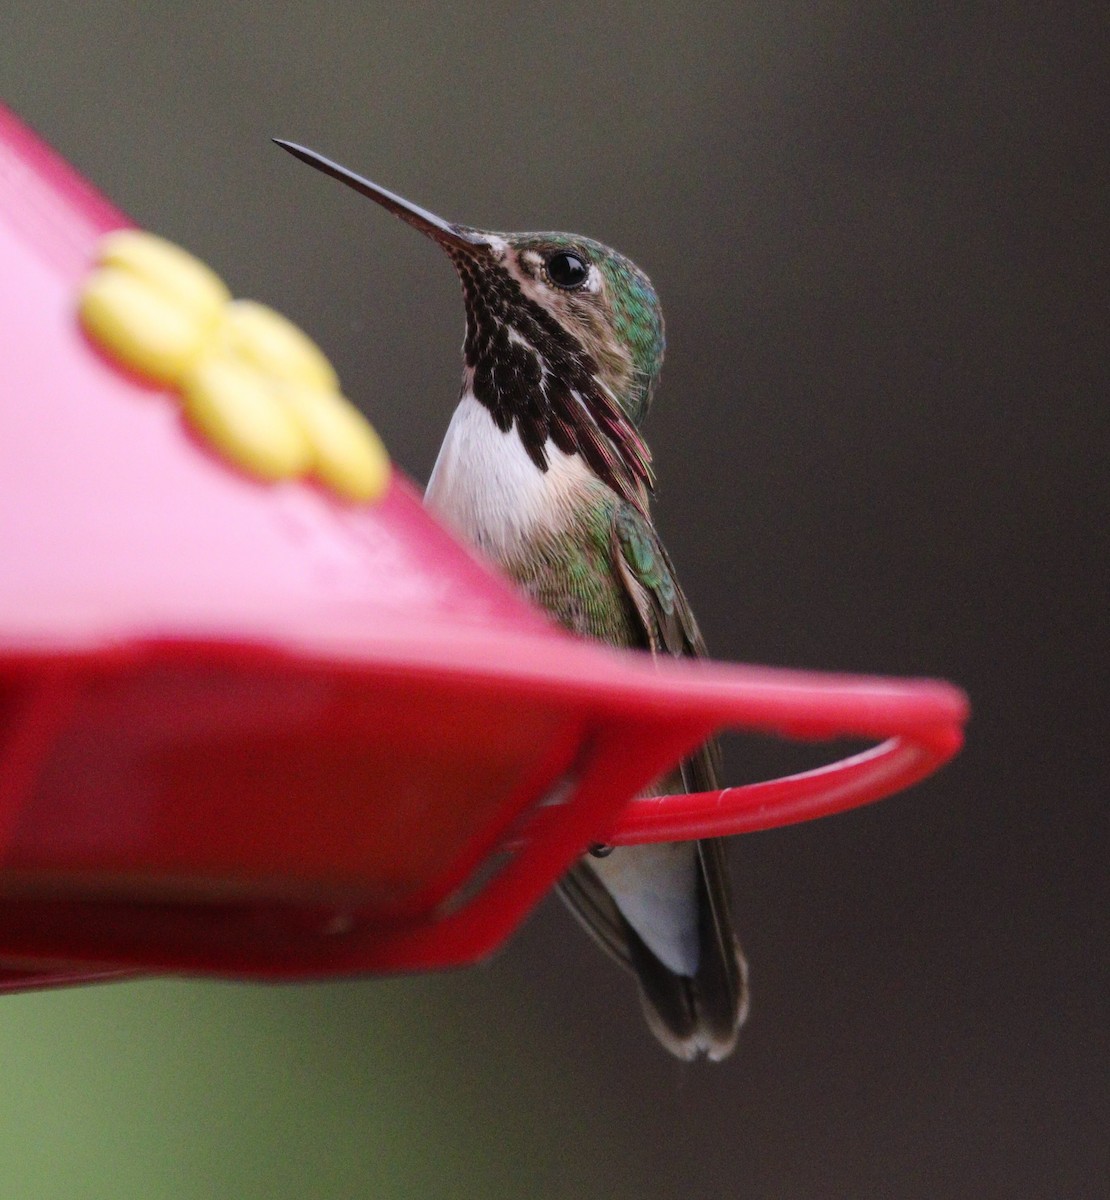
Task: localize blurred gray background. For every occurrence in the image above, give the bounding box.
[2,2,1106,1197]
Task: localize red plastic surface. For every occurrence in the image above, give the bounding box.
[0,106,967,992]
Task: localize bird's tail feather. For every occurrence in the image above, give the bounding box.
[557,837,748,1060]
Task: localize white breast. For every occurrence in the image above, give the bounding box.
[425,391,592,558]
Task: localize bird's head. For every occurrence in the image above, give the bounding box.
[275,141,664,505]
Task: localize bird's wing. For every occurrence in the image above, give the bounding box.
[610,503,724,791]
[556,501,747,1059]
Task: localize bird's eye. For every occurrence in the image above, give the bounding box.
[546,251,589,289]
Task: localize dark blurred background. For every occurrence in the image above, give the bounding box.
[3,3,1106,1197]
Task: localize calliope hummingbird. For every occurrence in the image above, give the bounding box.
[276,140,749,1059]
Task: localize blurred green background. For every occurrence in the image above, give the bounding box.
[2,2,1106,1197]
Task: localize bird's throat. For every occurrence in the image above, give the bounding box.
[452,252,653,508]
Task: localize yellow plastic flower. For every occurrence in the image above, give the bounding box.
[78,230,390,502]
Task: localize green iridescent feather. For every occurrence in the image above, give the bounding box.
[598,253,665,426]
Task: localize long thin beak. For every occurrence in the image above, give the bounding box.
[273,139,487,253]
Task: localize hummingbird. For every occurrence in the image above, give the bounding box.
[275,139,749,1060]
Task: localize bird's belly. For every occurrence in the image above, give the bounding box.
[426,394,638,646]
[427,400,705,989]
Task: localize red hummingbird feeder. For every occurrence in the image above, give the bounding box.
[0,105,967,995]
